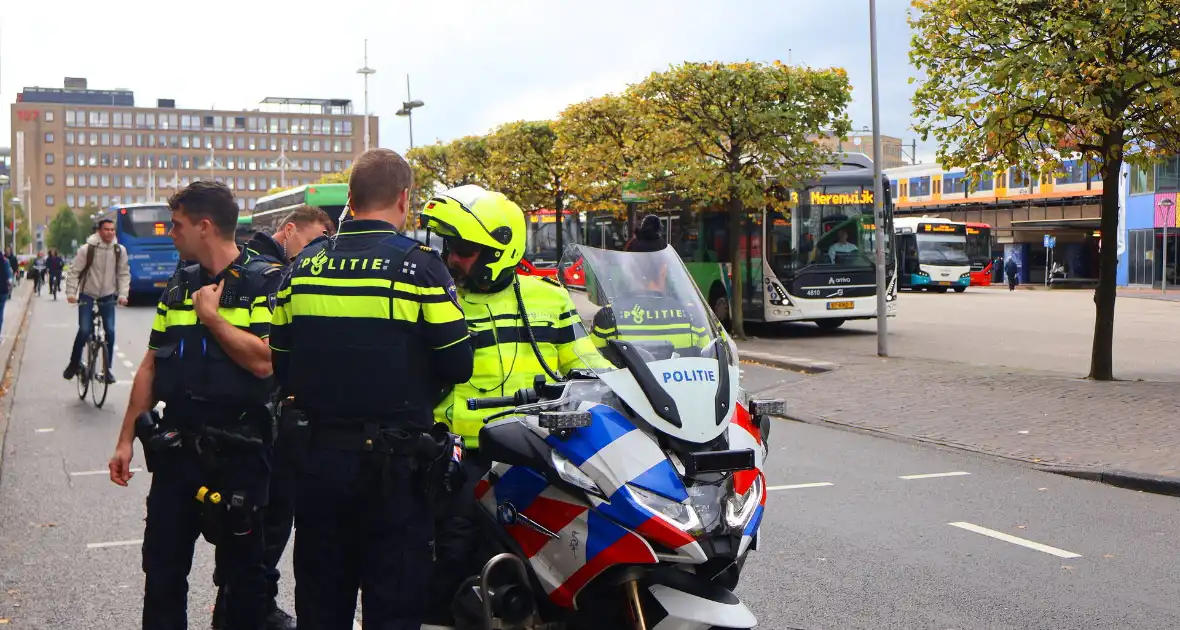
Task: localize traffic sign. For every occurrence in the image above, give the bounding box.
[1048,236,1056,248]
[1043,234,1051,248]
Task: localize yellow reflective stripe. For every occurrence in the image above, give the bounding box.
[250,303,273,327]
[393,281,446,296]
[220,307,252,328]
[435,335,468,350]
[393,299,419,322]
[277,286,293,298]
[165,309,199,327]
[152,304,168,333]
[292,276,391,288]
[290,293,390,318]
[269,343,289,352]
[422,301,463,324]
[272,302,291,326]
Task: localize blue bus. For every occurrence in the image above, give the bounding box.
[98,203,178,298]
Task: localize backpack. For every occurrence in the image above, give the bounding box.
[77,242,123,296]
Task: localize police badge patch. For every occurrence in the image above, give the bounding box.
[445,281,460,309]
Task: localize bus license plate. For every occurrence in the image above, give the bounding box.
[938,281,951,286]
[827,301,854,310]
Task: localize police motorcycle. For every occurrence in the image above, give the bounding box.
[447,244,779,630]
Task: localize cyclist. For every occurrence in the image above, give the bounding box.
[31,252,47,296]
[5,248,18,288]
[63,219,130,384]
[46,249,65,297]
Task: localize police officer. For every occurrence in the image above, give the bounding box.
[419,185,599,620]
[269,148,473,629]
[211,205,334,630]
[108,181,283,630]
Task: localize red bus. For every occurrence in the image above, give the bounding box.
[516,208,585,287]
[965,222,994,286]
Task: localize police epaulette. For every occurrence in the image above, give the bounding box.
[418,244,434,252]
[541,275,562,287]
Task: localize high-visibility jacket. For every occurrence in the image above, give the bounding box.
[590,295,710,355]
[435,274,596,448]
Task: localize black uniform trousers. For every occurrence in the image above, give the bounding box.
[427,452,492,620]
[142,444,269,630]
[294,444,433,630]
[214,452,295,609]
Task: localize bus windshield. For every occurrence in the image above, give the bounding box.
[122,205,172,239]
[965,226,991,265]
[768,184,886,275]
[917,234,971,265]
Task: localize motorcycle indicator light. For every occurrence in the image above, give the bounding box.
[550,451,603,497]
[538,411,592,430]
[724,475,763,530]
[749,399,785,418]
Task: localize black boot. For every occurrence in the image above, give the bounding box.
[265,602,296,630]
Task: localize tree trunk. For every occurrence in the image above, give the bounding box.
[1088,152,1122,381]
[726,195,746,339]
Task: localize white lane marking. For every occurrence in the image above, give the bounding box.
[35,428,55,433]
[71,468,142,476]
[122,360,134,368]
[899,471,971,480]
[87,539,143,549]
[116,352,126,359]
[767,482,834,491]
[948,522,1082,559]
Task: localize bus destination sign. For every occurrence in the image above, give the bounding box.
[921,223,966,235]
[809,190,874,206]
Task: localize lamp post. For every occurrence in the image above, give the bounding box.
[869,0,889,356]
[357,39,376,153]
[395,75,424,151]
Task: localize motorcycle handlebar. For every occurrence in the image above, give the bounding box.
[467,396,517,411]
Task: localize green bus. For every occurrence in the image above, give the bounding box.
[235,215,254,247]
[594,154,897,329]
[252,183,349,233]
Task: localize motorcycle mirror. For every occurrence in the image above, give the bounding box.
[537,411,592,431]
[749,399,785,422]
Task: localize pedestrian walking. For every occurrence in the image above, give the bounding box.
[1005,256,1020,291]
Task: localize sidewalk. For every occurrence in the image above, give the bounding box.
[742,345,1180,484]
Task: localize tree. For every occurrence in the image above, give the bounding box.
[556,93,674,224]
[407,136,491,195]
[2,189,33,254]
[316,167,352,185]
[634,61,853,338]
[909,0,1180,380]
[486,121,571,254]
[47,206,86,254]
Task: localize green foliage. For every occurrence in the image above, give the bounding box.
[47,206,87,255]
[909,0,1180,380]
[316,167,352,185]
[632,61,853,337]
[486,120,568,213]
[407,136,491,198]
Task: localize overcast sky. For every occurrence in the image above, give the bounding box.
[2,0,935,163]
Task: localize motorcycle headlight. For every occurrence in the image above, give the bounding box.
[628,484,702,535]
[551,451,603,497]
[724,475,763,530]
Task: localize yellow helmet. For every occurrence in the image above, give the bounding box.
[420,185,527,291]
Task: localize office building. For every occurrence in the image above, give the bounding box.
[10,78,376,226]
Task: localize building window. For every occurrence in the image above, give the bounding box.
[45,153,55,164]
[46,195,55,207]
[269,119,280,134]
[234,116,246,131]
[45,111,55,123]
[66,131,75,145]
[342,121,353,135]
[279,118,289,134]
[66,174,75,187]
[65,111,78,127]
[215,136,224,150]
[88,133,97,146]
[101,133,110,146]
[181,136,191,149]
[311,140,321,152]
[1157,157,1180,192]
[101,153,110,167]
[88,153,97,167]
[248,178,257,191]
[90,174,99,187]
[45,174,55,186]
[101,195,110,207]
[112,133,121,147]
[45,132,55,143]
[101,175,110,188]
[65,154,75,166]
[125,175,133,188]
[67,194,75,208]
[312,160,321,172]
[344,140,353,154]
[301,140,311,152]
[237,157,246,170]
[205,136,213,149]
[334,160,343,172]
[227,137,236,150]
[270,178,278,189]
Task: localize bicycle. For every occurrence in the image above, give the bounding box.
[76,299,111,408]
[49,274,60,300]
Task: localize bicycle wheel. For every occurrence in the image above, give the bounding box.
[91,341,109,408]
[76,349,90,400]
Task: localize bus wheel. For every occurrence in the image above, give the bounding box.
[815,318,845,330]
[953,286,966,293]
[709,284,731,328]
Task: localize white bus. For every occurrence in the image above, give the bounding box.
[893,216,972,293]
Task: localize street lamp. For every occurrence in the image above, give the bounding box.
[0,174,8,252]
[357,39,377,153]
[869,0,889,357]
[395,75,424,151]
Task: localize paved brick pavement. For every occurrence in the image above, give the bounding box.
[747,353,1180,479]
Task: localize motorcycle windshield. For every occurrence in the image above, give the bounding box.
[559,245,740,443]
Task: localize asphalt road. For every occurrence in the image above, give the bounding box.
[2,297,1179,629]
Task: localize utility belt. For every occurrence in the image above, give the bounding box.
[134,407,271,473]
[297,413,466,500]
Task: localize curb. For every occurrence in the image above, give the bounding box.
[1037,466,1180,497]
[0,285,37,476]
[778,407,1180,499]
[739,351,838,374]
